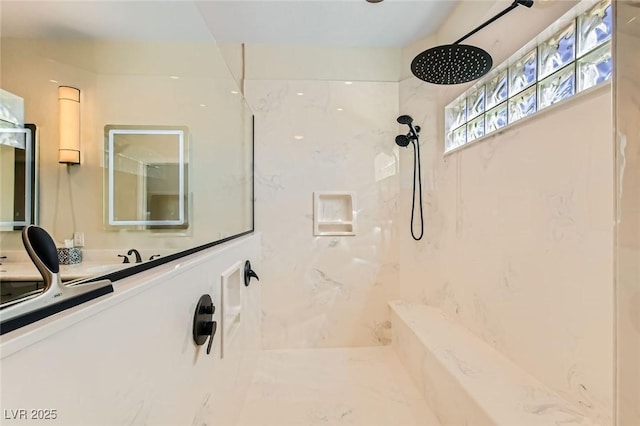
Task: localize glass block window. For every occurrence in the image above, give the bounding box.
[467,116,485,142]
[467,86,486,120]
[485,69,508,110]
[446,126,467,152]
[509,49,537,96]
[577,0,612,57]
[539,64,576,110]
[508,85,537,123]
[486,102,508,134]
[443,0,611,154]
[538,22,575,79]
[445,97,466,132]
[577,42,612,91]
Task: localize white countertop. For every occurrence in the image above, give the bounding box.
[0,261,133,281]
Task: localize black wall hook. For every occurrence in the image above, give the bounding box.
[244,260,259,287]
[193,294,217,355]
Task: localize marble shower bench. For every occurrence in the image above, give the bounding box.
[389,301,599,426]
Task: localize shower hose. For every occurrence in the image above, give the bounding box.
[411,139,424,241]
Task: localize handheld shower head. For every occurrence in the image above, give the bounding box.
[393,113,425,241]
[397,115,413,125]
[397,115,421,146]
[395,135,411,147]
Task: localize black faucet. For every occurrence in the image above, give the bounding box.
[0,255,6,265]
[127,249,142,263]
[149,254,161,260]
[117,254,130,264]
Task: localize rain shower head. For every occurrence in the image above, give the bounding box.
[411,0,534,85]
[411,44,493,85]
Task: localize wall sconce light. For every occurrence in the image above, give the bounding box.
[58,86,80,165]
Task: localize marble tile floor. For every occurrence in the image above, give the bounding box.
[235,346,441,426]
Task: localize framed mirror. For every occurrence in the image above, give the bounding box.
[105,125,189,230]
[0,124,37,230]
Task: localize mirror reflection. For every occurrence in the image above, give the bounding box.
[0,125,36,230]
[0,1,254,299]
[106,126,189,229]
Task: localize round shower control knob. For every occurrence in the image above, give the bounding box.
[193,294,217,355]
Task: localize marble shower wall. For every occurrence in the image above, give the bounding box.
[246,80,400,349]
[615,2,640,424]
[398,80,614,423]
[394,2,615,423]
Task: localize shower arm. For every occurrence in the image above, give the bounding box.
[453,0,534,45]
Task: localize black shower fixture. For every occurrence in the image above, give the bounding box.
[397,114,413,126]
[411,0,534,85]
[395,115,421,148]
[396,115,424,241]
[395,134,411,147]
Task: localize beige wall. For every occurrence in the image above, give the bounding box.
[615,1,640,424]
[219,43,402,92]
[246,44,401,82]
[397,1,614,424]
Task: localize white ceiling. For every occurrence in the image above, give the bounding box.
[0,1,214,41]
[195,1,458,47]
[0,0,458,47]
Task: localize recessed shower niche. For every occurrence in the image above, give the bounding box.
[105,125,190,230]
[313,191,356,236]
[220,261,243,358]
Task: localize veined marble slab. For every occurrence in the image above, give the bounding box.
[1,235,263,425]
[246,79,401,349]
[236,346,440,426]
[390,301,601,426]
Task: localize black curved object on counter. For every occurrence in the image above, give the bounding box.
[244,260,259,287]
[0,226,113,335]
[24,226,60,275]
